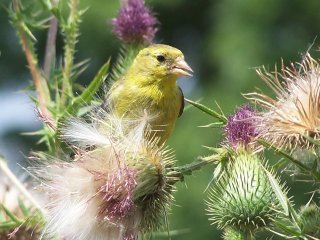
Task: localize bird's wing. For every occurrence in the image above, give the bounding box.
[178,86,184,117]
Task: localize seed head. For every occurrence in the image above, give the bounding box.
[34,112,177,240]
[247,53,320,149]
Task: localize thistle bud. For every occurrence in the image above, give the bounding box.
[207,152,282,235]
[298,204,320,236]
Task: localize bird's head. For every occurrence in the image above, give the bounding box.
[128,44,193,82]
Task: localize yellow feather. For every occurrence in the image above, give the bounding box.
[108,44,193,144]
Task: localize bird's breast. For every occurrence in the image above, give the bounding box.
[110,81,182,143]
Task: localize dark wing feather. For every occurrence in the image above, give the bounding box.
[178,86,184,117]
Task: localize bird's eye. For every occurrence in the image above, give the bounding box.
[156,54,166,62]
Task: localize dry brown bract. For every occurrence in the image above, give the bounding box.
[246,53,320,149]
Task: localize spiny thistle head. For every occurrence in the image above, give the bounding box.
[33,112,178,240]
[112,0,158,44]
[206,152,281,233]
[225,105,258,149]
[247,53,320,149]
[298,204,320,236]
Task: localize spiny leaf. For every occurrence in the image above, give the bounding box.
[0,204,22,224]
[65,60,110,115]
[109,44,144,83]
[21,22,37,41]
[39,0,52,10]
[18,198,29,217]
[263,166,289,216]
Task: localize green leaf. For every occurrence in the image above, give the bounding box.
[0,221,19,229]
[263,166,289,216]
[0,204,22,224]
[268,221,301,238]
[21,22,37,42]
[39,0,52,10]
[18,198,29,217]
[272,158,289,170]
[65,60,110,116]
[51,6,64,24]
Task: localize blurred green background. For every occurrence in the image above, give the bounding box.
[1,0,320,239]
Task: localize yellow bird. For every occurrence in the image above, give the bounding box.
[107,44,193,144]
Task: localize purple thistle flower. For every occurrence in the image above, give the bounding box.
[225,105,258,148]
[112,0,158,44]
[98,166,137,221]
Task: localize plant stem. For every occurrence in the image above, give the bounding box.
[0,158,43,213]
[173,157,217,182]
[61,0,79,105]
[185,98,227,124]
[12,0,52,122]
[43,0,59,79]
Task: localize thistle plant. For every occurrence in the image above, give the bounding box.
[188,52,320,239]
[2,0,212,239]
[2,0,320,239]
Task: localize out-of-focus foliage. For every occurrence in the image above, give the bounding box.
[1,0,320,239]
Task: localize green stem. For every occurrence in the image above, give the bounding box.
[65,60,110,115]
[61,0,79,105]
[184,98,227,124]
[173,157,216,182]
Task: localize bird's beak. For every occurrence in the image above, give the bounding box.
[172,58,193,77]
